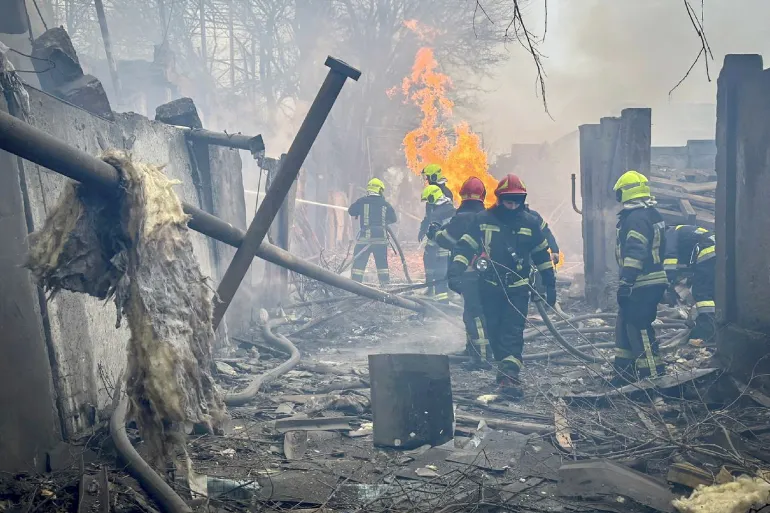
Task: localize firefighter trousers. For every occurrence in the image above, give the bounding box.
[460,273,492,363]
[691,258,716,343]
[351,242,389,285]
[480,284,529,381]
[423,244,450,302]
[614,285,666,380]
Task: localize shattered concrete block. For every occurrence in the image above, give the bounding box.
[32,27,84,93]
[56,74,113,120]
[558,459,675,512]
[155,97,202,129]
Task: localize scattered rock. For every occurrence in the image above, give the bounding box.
[215,361,238,377]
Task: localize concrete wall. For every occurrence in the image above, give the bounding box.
[715,54,770,390]
[11,87,248,440]
[651,140,717,171]
[579,108,652,308]
[0,94,61,473]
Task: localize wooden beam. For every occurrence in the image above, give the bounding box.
[650,186,716,208]
[679,198,697,224]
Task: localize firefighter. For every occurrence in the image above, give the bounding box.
[348,178,397,286]
[663,225,716,344]
[525,206,561,265]
[447,174,556,397]
[427,177,490,366]
[421,163,454,202]
[419,184,456,302]
[524,205,561,297]
[612,170,669,382]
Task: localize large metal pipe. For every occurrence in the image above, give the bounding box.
[0,109,424,314]
[178,127,265,158]
[212,56,361,328]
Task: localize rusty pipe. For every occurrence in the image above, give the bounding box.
[571,173,582,215]
[212,56,361,329]
[0,109,424,314]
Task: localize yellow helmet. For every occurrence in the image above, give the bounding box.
[613,170,651,203]
[367,177,385,194]
[421,184,444,204]
[421,163,445,184]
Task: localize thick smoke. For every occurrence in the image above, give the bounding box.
[466,0,770,149]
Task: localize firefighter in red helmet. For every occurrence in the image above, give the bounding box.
[447,174,556,397]
[427,177,490,366]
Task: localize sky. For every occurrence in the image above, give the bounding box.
[461,0,770,151]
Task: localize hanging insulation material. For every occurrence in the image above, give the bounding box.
[27,149,225,465]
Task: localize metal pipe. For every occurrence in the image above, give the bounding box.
[212,56,361,329]
[571,173,582,215]
[94,0,122,100]
[0,110,424,314]
[178,127,265,158]
[110,381,192,513]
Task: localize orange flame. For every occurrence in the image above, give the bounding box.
[403,19,443,43]
[392,32,498,206]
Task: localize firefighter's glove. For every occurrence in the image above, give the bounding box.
[448,276,463,295]
[426,222,440,241]
[617,283,633,308]
[550,252,560,265]
[546,285,557,307]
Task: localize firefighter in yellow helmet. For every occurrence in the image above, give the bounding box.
[613,170,668,382]
[421,163,454,202]
[419,184,456,302]
[348,178,397,286]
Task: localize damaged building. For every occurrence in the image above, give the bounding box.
[2,3,770,513]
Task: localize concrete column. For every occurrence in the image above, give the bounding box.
[578,109,651,308]
[714,54,770,385]
[0,98,61,472]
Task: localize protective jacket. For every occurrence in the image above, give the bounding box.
[615,203,668,289]
[348,194,397,244]
[419,200,456,243]
[663,225,715,276]
[448,204,555,289]
[525,206,559,254]
[433,200,485,251]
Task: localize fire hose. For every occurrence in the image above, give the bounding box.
[387,226,412,284]
[112,316,301,513]
[225,317,300,406]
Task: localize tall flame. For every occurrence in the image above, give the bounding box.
[391,26,498,206]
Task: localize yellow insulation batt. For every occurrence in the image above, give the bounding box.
[673,475,770,513]
[27,150,225,465]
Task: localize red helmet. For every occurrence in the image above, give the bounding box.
[459,177,486,201]
[494,174,527,197]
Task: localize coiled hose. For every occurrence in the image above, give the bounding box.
[111,316,300,513]
[225,317,300,406]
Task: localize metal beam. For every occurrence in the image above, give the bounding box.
[212,56,361,328]
[0,109,423,314]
